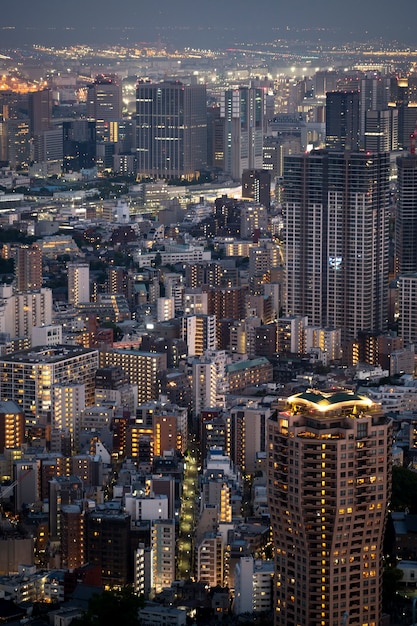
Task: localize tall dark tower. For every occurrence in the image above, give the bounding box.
[136,80,207,180]
[396,153,417,275]
[242,169,271,209]
[28,89,52,135]
[325,91,360,151]
[87,75,122,142]
[283,150,390,348]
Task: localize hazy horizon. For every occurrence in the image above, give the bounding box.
[1,0,417,49]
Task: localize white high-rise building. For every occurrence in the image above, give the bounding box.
[181,314,217,357]
[52,383,86,446]
[221,87,264,180]
[67,262,90,306]
[150,519,176,594]
[0,285,52,340]
[234,556,274,615]
[398,273,417,346]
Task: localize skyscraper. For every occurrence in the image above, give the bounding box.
[87,75,122,142]
[325,91,360,151]
[363,108,398,153]
[396,153,417,275]
[28,89,52,135]
[283,150,389,348]
[221,86,264,180]
[15,244,42,292]
[136,80,207,180]
[267,389,392,626]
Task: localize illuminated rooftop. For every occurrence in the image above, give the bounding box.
[287,389,374,413]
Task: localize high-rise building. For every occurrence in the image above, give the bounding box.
[242,169,271,209]
[136,80,207,180]
[99,349,166,404]
[221,87,264,180]
[15,244,42,292]
[359,77,392,139]
[0,400,24,451]
[283,150,389,348]
[151,519,176,593]
[61,504,85,569]
[85,507,131,587]
[0,346,98,428]
[0,284,52,341]
[325,91,360,151]
[396,153,417,276]
[87,75,122,142]
[67,262,90,306]
[398,273,417,345]
[28,89,52,135]
[267,389,392,626]
[63,120,96,172]
[363,108,398,152]
[181,314,217,357]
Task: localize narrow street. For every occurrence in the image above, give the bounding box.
[177,441,199,580]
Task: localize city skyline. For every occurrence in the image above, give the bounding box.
[2,0,417,48]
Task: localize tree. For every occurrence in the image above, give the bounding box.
[391,466,417,513]
[72,587,143,626]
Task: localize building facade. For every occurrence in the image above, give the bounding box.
[283,150,389,349]
[136,80,207,180]
[267,389,392,626]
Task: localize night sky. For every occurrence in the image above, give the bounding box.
[2,0,416,47]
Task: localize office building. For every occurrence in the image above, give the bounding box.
[0,346,98,428]
[67,263,90,306]
[242,169,271,209]
[4,119,30,169]
[283,150,389,347]
[359,77,392,139]
[63,120,96,172]
[87,75,122,142]
[15,244,42,292]
[267,389,392,626]
[396,153,417,276]
[363,109,398,152]
[325,91,360,151]
[136,80,207,179]
[28,89,52,135]
[221,87,264,180]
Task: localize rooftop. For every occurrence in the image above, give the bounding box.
[288,389,374,413]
